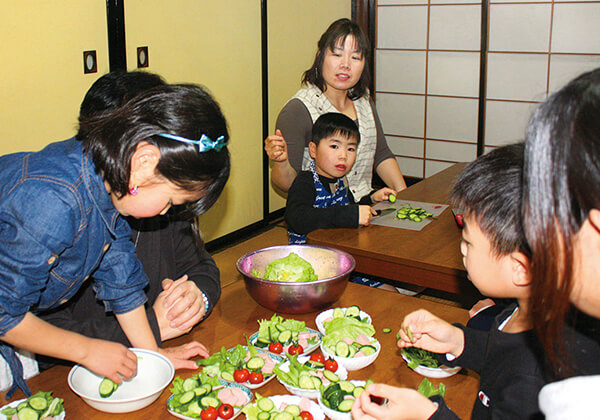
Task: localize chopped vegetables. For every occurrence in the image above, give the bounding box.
[382,327,392,334]
[320,380,373,413]
[0,391,64,419]
[99,377,118,398]
[395,204,434,222]
[253,314,319,356]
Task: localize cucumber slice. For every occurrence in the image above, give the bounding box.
[382,327,392,333]
[332,308,344,318]
[335,341,350,357]
[257,412,271,420]
[257,397,275,412]
[338,398,354,412]
[298,375,315,389]
[345,305,361,317]
[278,330,292,344]
[182,377,199,391]
[179,391,195,404]
[187,401,202,416]
[311,376,322,389]
[273,413,293,420]
[221,371,234,382]
[284,404,301,416]
[306,360,324,369]
[99,378,118,398]
[200,396,220,408]
[247,356,266,370]
[322,369,340,383]
[353,386,365,398]
[27,396,47,411]
[348,345,357,358]
[16,407,39,420]
[255,338,270,348]
[322,383,341,400]
[338,380,355,393]
[359,345,377,356]
[194,386,208,396]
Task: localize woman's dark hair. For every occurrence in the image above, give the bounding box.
[522,68,600,374]
[311,112,359,146]
[450,143,528,258]
[302,18,371,99]
[79,83,230,217]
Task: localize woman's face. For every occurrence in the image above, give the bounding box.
[569,210,600,317]
[320,35,365,95]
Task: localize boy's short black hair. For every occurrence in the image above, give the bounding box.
[311,112,359,146]
[450,143,529,257]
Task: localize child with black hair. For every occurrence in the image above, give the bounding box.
[0,83,230,397]
[285,112,395,244]
[352,143,600,420]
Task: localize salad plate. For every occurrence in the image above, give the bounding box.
[167,379,251,420]
[0,396,65,420]
[401,353,461,378]
[275,355,348,399]
[243,394,324,420]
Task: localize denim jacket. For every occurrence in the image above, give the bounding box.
[0,138,148,335]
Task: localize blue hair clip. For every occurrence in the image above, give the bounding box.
[156,133,227,152]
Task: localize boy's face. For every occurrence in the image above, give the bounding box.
[460,215,529,299]
[309,132,358,179]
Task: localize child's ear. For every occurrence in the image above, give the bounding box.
[308,141,317,159]
[588,209,600,234]
[130,141,161,183]
[510,251,530,287]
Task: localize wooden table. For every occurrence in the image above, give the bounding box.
[308,163,476,296]
[1,280,479,419]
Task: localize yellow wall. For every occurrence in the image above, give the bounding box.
[124,0,263,241]
[267,0,351,213]
[0,0,108,154]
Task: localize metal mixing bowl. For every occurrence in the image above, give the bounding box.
[236,245,356,314]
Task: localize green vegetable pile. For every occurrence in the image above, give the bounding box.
[274,354,337,390]
[168,372,230,418]
[395,204,434,222]
[196,341,274,382]
[252,253,318,282]
[417,378,446,398]
[254,314,317,348]
[242,393,307,420]
[0,391,64,419]
[322,310,376,357]
[320,379,373,413]
[401,347,441,369]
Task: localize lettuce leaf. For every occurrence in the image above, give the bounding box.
[263,253,318,282]
[322,316,376,348]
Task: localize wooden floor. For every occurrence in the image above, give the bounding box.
[210,223,471,308]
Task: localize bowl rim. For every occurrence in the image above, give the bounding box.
[67,348,175,404]
[235,244,356,284]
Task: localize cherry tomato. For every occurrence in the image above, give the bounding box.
[248,371,264,384]
[288,344,304,355]
[324,358,338,372]
[200,406,218,420]
[218,403,234,419]
[233,368,249,383]
[309,353,325,363]
[268,342,283,354]
[300,411,314,420]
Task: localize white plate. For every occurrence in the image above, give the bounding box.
[248,395,324,420]
[276,355,348,399]
[401,354,461,378]
[0,398,66,420]
[320,339,380,371]
[249,328,322,357]
[167,380,251,420]
[317,380,365,420]
[315,308,372,336]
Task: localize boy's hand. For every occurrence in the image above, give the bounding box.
[359,205,377,226]
[397,309,465,357]
[370,187,397,203]
[264,129,288,163]
[352,383,437,420]
[159,341,210,370]
[80,339,138,384]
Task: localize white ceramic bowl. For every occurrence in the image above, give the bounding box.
[315,308,372,335]
[320,340,380,371]
[68,348,174,413]
[276,355,348,399]
[401,354,462,378]
[317,380,365,420]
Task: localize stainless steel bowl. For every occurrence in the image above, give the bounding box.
[236,245,356,314]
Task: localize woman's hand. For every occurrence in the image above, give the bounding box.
[359,205,377,226]
[159,341,210,370]
[370,187,397,203]
[80,339,138,384]
[153,275,207,341]
[352,383,438,420]
[265,129,288,163]
[398,309,465,357]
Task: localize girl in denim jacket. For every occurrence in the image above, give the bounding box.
[0,83,230,397]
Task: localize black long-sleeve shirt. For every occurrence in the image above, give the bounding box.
[285,170,372,236]
[38,213,220,367]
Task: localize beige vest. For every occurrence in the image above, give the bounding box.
[293,83,377,200]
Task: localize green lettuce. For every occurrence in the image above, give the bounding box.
[417,378,446,398]
[322,316,376,348]
[262,253,318,282]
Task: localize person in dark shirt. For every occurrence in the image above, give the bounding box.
[285,112,395,244]
[37,71,221,369]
